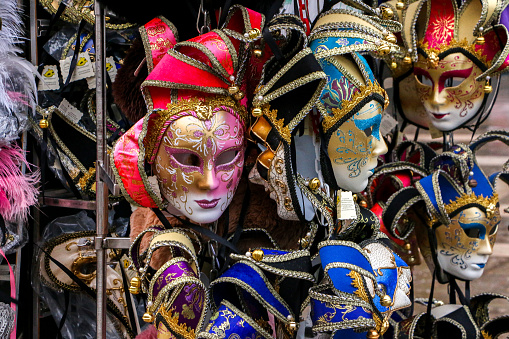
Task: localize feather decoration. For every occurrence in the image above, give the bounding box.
[0,0,37,144]
[0,143,39,223]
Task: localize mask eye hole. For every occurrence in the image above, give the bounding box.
[416,74,433,87]
[465,227,481,238]
[444,77,466,88]
[216,149,239,165]
[488,223,499,236]
[363,126,373,138]
[173,153,200,166]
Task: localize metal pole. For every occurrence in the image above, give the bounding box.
[95,2,109,338]
[28,0,40,337]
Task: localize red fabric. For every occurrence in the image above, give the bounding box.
[422,0,456,49]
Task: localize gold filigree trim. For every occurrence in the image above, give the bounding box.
[418,38,489,66]
[158,304,196,339]
[261,104,292,144]
[429,192,499,226]
[322,80,388,133]
[144,96,247,161]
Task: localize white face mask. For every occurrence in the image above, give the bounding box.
[413,52,486,132]
[154,111,245,224]
[327,100,388,193]
[435,206,499,281]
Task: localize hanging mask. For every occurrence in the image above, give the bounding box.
[249,16,330,224]
[310,10,396,193]
[387,0,509,132]
[113,7,264,224]
[415,141,504,281]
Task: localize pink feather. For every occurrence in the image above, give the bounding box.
[135,325,157,339]
[0,143,39,222]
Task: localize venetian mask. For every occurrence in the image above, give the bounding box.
[435,206,499,281]
[413,53,485,132]
[154,109,245,224]
[327,100,388,193]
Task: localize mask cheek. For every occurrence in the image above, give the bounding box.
[445,79,484,117]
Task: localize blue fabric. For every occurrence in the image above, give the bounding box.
[333,327,369,339]
[214,262,291,319]
[320,244,372,273]
[204,303,261,338]
[309,36,367,56]
[262,249,287,256]
[311,297,373,326]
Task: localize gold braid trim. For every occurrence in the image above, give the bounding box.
[430,192,499,226]
[346,270,383,332]
[418,38,489,67]
[322,80,388,133]
[144,96,247,161]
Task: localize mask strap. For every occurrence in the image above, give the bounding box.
[151,208,240,254]
[424,268,436,339]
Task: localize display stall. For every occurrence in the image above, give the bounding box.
[0,0,508,338]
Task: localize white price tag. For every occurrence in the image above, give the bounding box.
[106,56,118,82]
[428,124,443,139]
[39,65,60,91]
[380,112,398,136]
[337,190,357,220]
[59,52,95,83]
[58,98,84,124]
[86,76,96,89]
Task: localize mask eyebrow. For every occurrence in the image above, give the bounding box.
[458,220,486,239]
[413,67,432,83]
[438,67,472,92]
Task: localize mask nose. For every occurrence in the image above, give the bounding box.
[372,136,388,157]
[477,237,493,255]
[429,83,447,107]
[197,167,219,191]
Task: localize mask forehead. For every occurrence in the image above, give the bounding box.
[164,111,244,164]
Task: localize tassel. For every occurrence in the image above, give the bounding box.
[0,143,39,222]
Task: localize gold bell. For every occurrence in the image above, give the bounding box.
[287,321,298,333]
[404,243,412,251]
[248,28,261,40]
[408,256,416,264]
[386,33,397,44]
[252,107,263,117]
[484,84,492,93]
[381,7,394,20]
[142,312,154,323]
[308,178,321,191]
[381,294,392,307]
[395,1,405,10]
[252,249,264,261]
[39,119,49,129]
[253,49,263,58]
[476,36,485,45]
[403,55,412,65]
[390,61,398,69]
[128,276,141,294]
[367,329,380,339]
[378,44,390,56]
[359,200,368,208]
[380,319,390,335]
[228,86,240,95]
[233,91,245,101]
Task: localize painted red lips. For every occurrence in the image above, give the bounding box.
[195,199,220,209]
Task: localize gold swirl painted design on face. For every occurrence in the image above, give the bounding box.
[154,110,245,224]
